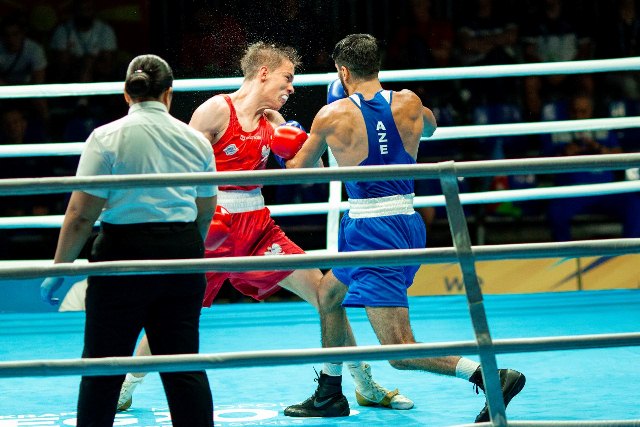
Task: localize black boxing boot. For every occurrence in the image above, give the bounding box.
[284,370,350,417]
[470,367,526,423]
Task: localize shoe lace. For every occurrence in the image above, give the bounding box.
[472,378,485,395]
[355,367,389,400]
[294,370,322,407]
[369,379,389,397]
[306,367,322,399]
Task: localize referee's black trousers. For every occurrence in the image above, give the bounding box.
[76,222,213,427]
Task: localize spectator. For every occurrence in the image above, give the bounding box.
[520,0,594,121]
[456,0,519,67]
[387,0,455,70]
[0,13,46,85]
[49,0,118,83]
[595,0,640,100]
[62,98,109,143]
[386,0,459,121]
[594,0,640,153]
[0,106,62,217]
[545,93,640,241]
[455,0,520,105]
[0,13,49,122]
[0,106,43,145]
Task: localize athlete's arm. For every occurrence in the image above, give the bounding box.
[266,109,324,168]
[423,106,437,138]
[189,96,229,144]
[286,106,332,169]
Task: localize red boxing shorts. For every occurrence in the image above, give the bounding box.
[202,207,304,307]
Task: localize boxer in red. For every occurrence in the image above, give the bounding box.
[117,42,413,415]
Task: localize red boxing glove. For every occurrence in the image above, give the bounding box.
[271,124,308,160]
[204,205,232,251]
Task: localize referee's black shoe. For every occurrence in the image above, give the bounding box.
[284,371,350,417]
[469,367,526,423]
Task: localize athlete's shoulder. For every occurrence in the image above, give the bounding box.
[324,96,357,116]
[189,94,231,138]
[309,99,356,139]
[193,94,230,116]
[315,100,349,126]
[264,109,285,127]
[392,89,423,106]
[392,89,426,116]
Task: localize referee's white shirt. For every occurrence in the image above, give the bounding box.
[76,101,216,224]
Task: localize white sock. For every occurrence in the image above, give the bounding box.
[455,358,480,380]
[125,373,143,383]
[323,362,343,376]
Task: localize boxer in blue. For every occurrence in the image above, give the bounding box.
[283,34,525,422]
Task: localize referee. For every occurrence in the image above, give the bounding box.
[41,54,216,427]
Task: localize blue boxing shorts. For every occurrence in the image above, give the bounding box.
[333,203,426,308]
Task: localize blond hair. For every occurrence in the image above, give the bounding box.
[240,42,301,79]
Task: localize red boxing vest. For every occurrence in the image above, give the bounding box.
[214,95,273,191]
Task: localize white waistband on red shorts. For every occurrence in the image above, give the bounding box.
[348,193,415,218]
[218,189,265,213]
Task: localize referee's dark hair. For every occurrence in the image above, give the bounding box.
[125,54,174,99]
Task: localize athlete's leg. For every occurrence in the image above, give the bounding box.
[316,270,350,347]
[365,305,460,375]
[280,268,357,346]
[278,268,323,309]
[366,305,525,422]
[284,270,414,416]
[279,269,355,346]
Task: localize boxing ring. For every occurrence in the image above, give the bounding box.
[1,58,640,426]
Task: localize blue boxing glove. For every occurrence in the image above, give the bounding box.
[327,79,347,104]
[273,153,287,168]
[272,121,307,168]
[41,276,65,306]
[283,120,305,130]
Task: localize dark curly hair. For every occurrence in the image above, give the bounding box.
[332,34,381,79]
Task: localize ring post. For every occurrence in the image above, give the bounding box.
[438,160,506,426]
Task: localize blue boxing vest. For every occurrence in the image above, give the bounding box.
[345,90,415,199]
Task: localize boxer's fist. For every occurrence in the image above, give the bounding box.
[204,205,232,251]
[282,120,305,130]
[327,78,346,104]
[271,122,308,160]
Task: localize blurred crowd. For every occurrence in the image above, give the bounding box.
[1,0,639,259]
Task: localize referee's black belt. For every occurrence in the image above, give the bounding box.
[100,221,195,233]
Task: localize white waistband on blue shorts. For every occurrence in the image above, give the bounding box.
[218,188,265,213]
[348,193,415,218]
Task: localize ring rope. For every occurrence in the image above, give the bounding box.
[0,154,638,196]
[429,117,640,141]
[0,57,639,99]
[1,333,638,379]
[1,238,639,280]
[2,180,639,229]
[2,117,638,158]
